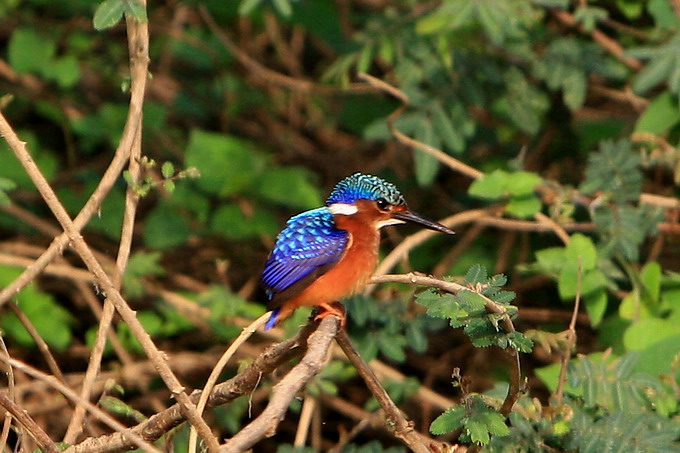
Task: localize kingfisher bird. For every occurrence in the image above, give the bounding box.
[262,172,454,330]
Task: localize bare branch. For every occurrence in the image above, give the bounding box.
[336,329,442,453]
[0,392,60,453]
[220,316,340,452]
[68,322,314,453]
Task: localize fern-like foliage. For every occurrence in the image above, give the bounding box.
[580,139,642,204]
[566,409,680,453]
[416,264,532,352]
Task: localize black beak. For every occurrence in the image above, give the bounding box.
[391,210,455,235]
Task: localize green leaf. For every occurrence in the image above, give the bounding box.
[45,55,81,88]
[406,321,428,353]
[161,161,174,179]
[272,0,292,17]
[0,177,16,205]
[256,167,322,209]
[143,202,191,249]
[413,120,440,186]
[505,196,541,218]
[648,0,680,29]
[239,0,263,15]
[468,170,508,199]
[640,261,662,303]
[623,318,680,351]
[0,266,73,351]
[430,406,466,435]
[123,0,147,23]
[465,264,488,285]
[93,0,126,30]
[506,172,542,197]
[584,289,607,327]
[210,203,279,239]
[565,234,597,271]
[185,129,267,196]
[634,92,680,134]
[377,332,407,362]
[416,290,463,320]
[8,28,56,74]
[535,247,566,274]
[573,6,608,32]
[432,103,464,154]
[123,251,164,298]
[629,35,680,95]
[466,419,491,444]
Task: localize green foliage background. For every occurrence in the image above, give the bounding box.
[0,0,679,450]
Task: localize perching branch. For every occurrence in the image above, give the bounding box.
[220,316,340,452]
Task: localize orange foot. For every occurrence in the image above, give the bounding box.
[313,301,346,328]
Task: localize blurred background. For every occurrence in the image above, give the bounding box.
[0,0,679,451]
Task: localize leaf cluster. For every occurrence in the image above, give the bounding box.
[417,265,532,353]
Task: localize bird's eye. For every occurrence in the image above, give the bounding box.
[376,198,390,211]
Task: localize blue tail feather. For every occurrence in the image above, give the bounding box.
[265,308,280,331]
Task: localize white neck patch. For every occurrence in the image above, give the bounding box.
[375,218,405,229]
[328,203,358,215]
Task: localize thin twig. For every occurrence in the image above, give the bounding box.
[188,312,270,453]
[0,392,60,453]
[550,9,643,71]
[555,258,582,404]
[68,322,315,453]
[359,73,484,181]
[294,395,317,447]
[64,17,146,440]
[0,337,14,453]
[200,6,375,95]
[7,301,66,383]
[0,73,220,453]
[0,354,162,453]
[335,329,439,453]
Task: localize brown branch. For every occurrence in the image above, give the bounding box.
[555,259,583,404]
[188,313,270,453]
[200,6,375,95]
[220,316,340,451]
[0,70,220,453]
[551,9,643,71]
[336,329,442,453]
[359,72,484,181]
[0,337,13,453]
[64,12,147,441]
[68,322,315,453]
[0,354,161,453]
[7,301,66,383]
[0,392,60,453]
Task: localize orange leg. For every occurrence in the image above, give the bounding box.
[313,301,346,328]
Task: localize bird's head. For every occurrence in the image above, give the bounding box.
[325,173,454,234]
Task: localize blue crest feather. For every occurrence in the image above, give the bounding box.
[326,173,405,206]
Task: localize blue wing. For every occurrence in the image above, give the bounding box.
[262,207,348,302]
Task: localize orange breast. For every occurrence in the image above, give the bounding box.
[279,218,380,317]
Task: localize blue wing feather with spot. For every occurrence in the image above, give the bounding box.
[262,207,348,301]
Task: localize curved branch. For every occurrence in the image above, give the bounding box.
[220,316,340,452]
